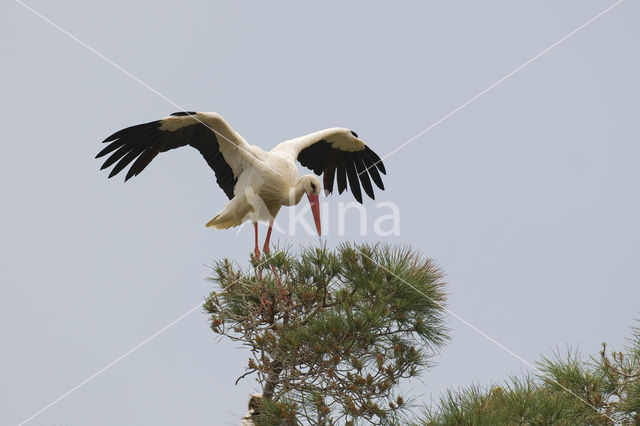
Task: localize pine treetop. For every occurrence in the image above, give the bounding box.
[204,243,449,425]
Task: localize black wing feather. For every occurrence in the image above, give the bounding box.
[97,114,237,199]
[100,143,137,170]
[125,148,159,181]
[96,139,127,159]
[345,154,363,203]
[109,144,147,178]
[354,156,375,200]
[170,111,197,117]
[336,154,348,194]
[296,137,386,203]
[361,149,385,190]
[365,146,386,174]
[102,121,157,143]
[323,151,337,194]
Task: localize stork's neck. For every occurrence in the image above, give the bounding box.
[285,179,307,206]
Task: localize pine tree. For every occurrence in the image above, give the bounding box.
[420,323,640,425]
[204,243,449,425]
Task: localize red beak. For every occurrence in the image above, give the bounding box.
[307,193,322,236]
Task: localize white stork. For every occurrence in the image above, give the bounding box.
[96,111,387,256]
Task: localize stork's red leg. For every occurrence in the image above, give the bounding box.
[262,220,288,304]
[262,219,275,256]
[252,221,273,315]
[253,221,264,282]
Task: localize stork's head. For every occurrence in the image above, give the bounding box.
[299,175,322,237]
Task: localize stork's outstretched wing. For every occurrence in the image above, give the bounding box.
[96,112,251,199]
[272,128,386,203]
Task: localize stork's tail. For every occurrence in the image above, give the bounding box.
[206,192,253,229]
[206,213,241,229]
[206,202,251,229]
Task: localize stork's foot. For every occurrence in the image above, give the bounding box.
[263,246,288,305]
[257,293,272,316]
[261,246,271,284]
[256,277,272,316]
[271,265,289,305]
[257,267,263,282]
[253,248,264,281]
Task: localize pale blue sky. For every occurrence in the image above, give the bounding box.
[1,1,639,424]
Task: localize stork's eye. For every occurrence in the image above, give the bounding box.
[350,130,358,138]
[310,183,317,192]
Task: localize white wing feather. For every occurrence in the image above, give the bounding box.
[271,127,364,160]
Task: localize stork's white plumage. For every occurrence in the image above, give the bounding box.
[97,111,387,255]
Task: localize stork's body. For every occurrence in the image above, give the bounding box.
[97,112,386,254]
[207,150,298,229]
